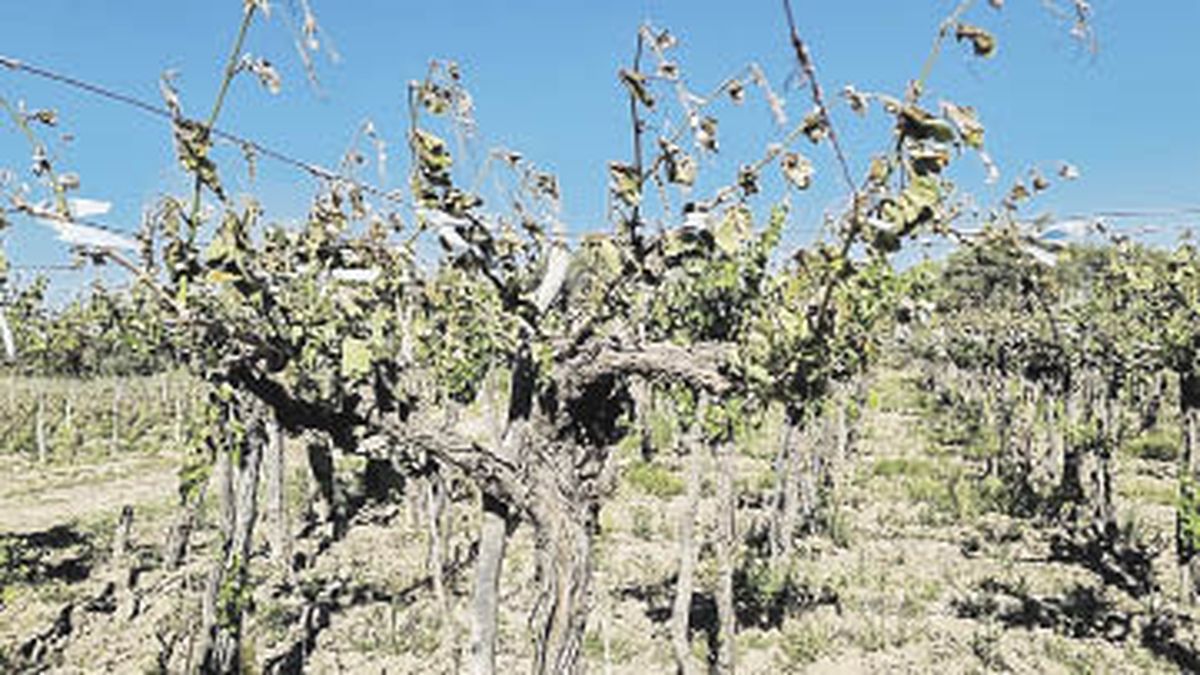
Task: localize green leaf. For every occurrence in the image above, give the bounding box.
[341,337,372,380]
[712,207,751,256]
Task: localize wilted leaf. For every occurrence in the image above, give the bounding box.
[728,79,745,105]
[898,106,955,143]
[781,152,813,190]
[420,82,453,115]
[881,175,940,232]
[1007,180,1031,204]
[412,129,452,174]
[241,55,282,95]
[956,23,997,58]
[584,234,622,275]
[942,102,985,149]
[696,116,719,153]
[868,156,892,185]
[174,119,225,200]
[653,28,678,51]
[619,69,655,108]
[801,109,829,144]
[27,109,57,127]
[660,140,697,187]
[737,165,759,196]
[609,162,642,207]
[841,85,869,116]
[1031,171,1050,191]
[910,145,951,175]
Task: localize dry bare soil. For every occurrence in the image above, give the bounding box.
[1,370,1196,673]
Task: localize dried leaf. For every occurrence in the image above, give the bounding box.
[801,109,829,144]
[609,162,642,207]
[737,165,759,196]
[27,109,57,127]
[941,102,985,149]
[1031,171,1050,192]
[898,106,955,143]
[1007,180,1031,204]
[696,116,719,153]
[781,152,813,190]
[956,23,997,58]
[619,69,655,108]
[660,139,697,187]
[654,28,677,51]
[241,55,282,94]
[910,145,951,175]
[841,86,869,116]
[728,79,746,105]
[173,119,225,200]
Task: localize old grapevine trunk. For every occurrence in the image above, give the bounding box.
[1178,373,1200,604]
[196,400,266,674]
[670,435,703,675]
[527,427,611,675]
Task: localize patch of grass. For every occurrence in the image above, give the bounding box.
[1119,477,1176,507]
[777,618,832,668]
[1123,428,1180,463]
[630,505,656,541]
[625,459,684,499]
[872,456,937,479]
[582,629,638,664]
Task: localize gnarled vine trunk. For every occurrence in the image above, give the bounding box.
[670,428,703,675]
[195,397,266,674]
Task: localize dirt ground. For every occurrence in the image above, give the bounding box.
[1,370,1197,673]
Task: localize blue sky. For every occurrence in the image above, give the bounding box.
[1,1,1197,294]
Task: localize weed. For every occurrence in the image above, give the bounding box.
[625,460,684,499]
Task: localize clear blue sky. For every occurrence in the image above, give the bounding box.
[1,1,1197,294]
